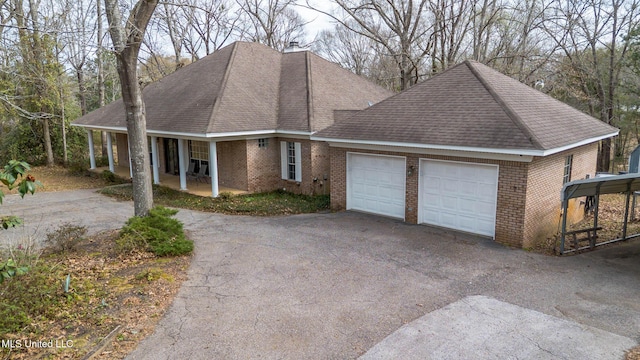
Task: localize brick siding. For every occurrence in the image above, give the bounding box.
[311,141,331,195]
[328,145,599,249]
[522,143,598,248]
[217,140,249,191]
[246,138,280,192]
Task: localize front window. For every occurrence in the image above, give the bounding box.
[563,155,573,184]
[189,140,210,176]
[281,141,301,182]
[287,142,296,180]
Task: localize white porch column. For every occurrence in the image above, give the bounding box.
[106,132,114,173]
[87,130,96,169]
[209,141,219,197]
[127,140,133,178]
[177,139,187,190]
[151,136,160,185]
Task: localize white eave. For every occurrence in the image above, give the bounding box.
[70,123,313,140]
[311,130,619,162]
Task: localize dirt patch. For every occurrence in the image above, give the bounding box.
[4,165,124,194]
[538,194,640,255]
[627,345,640,360]
[0,230,191,359]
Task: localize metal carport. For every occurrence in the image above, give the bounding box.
[560,173,640,254]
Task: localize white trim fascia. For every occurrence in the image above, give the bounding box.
[313,131,619,161]
[539,131,619,156]
[325,141,533,162]
[71,124,314,141]
[71,124,128,133]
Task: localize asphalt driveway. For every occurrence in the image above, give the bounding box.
[1,190,639,359]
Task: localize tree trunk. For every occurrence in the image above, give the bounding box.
[598,139,611,173]
[60,88,67,165]
[117,51,153,216]
[42,118,54,166]
[97,0,109,158]
[104,0,157,217]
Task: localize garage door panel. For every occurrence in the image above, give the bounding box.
[442,196,458,210]
[441,212,458,227]
[420,160,498,238]
[476,200,496,214]
[478,183,497,197]
[348,153,406,219]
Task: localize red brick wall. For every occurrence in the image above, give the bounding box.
[274,138,312,194]
[330,147,347,210]
[522,143,598,248]
[217,140,249,191]
[246,138,280,192]
[311,141,331,195]
[329,147,529,247]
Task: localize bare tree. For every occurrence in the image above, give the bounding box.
[12,0,56,166]
[238,0,307,51]
[104,0,157,216]
[308,0,433,90]
[312,22,401,90]
[544,0,640,172]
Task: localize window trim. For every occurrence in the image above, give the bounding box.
[563,154,573,185]
[258,138,268,148]
[189,140,210,176]
[280,141,302,182]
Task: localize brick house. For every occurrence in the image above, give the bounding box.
[312,60,618,248]
[72,41,392,196]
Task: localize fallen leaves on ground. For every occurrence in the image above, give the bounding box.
[0,230,190,359]
[540,194,640,255]
[3,165,119,194]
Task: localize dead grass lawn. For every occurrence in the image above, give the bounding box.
[4,165,120,194]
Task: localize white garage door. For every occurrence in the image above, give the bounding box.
[419,159,498,237]
[347,153,406,219]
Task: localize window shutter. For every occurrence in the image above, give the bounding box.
[280,141,288,180]
[294,142,302,182]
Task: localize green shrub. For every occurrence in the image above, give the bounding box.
[119,206,193,257]
[67,157,89,175]
[45,223,87,253]
[101,170,116,183]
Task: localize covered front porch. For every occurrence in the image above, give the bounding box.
[85,130,245,197]
[93,165,246,197]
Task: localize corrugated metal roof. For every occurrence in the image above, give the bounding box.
[561,173,640,201]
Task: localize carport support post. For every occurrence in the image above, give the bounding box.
[151,136,160,185]
[209,141,218,197]
[106,132,114,173]
[623,182,632,240]
[591,194,600,249]
[560,198,568,254]
[178,139,187,191]
[87,130,96,170]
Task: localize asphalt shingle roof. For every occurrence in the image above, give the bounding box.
[314,60,618,152]
[73,42,392,135]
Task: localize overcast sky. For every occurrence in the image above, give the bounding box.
[295,0,336,42]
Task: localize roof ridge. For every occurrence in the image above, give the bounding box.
[305,51,314,132]
[207,42,239,131]
[465,60,543,149]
